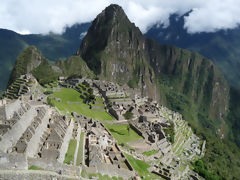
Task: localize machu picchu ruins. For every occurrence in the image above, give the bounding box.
[0,74,205,180]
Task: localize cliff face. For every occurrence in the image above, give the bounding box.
[78,5,158,99]
[78,4,229,128]
[147,42,229,121]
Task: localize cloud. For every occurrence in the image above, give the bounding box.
[184,0,240,33]
[79,32,87,39]
[0,0,239,34]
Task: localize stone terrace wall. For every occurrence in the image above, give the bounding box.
[25,107,50,157]
[83,163,135,179]
[0,170,74,180]
[28,158,82,177]
[58,119,74,163]
[0,106,36,153]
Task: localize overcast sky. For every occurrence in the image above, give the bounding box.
[0,0,239,34]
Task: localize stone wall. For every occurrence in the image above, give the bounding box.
[83,163,135,180]
[0,106,36,153]
[25,107,50,157]
[108,107,119,120]
[58,118,74,163]
[129,123,143,137]
[28,158,81,177]
[0,169,74,180]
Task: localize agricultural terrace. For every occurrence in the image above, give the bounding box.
[124,153,161,180]
[49,88,114,121]
[64,139,77,165]
[104,124,143,146]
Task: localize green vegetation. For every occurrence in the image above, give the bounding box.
[44,81,58,88]
[31,59,60,85]
[5,78,28,99]
[158,74,240,179]
[56,56,95,79]
[124,153,160,179]
[64,139,77,165]
[8,46,36,86]
[227,87,240,147]
[163,121,175,143]
[50,88,114,121]
[28,165,44,170]
[142,150,158,157]
[76,131,84,166]
[192,160,221,180]
[123,111,134,120]
[43,90,53,95]
[104,124,143,145]
[189,126,240,180]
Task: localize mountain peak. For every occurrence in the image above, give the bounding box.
[103,4,124,14]
[91,4,130,30]
[97,4,126,21]
[77,4,143,72]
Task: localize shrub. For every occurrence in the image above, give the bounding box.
[44,90,53,95]
[123,111,134,120]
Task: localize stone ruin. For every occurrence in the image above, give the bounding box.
[76,115,134,177]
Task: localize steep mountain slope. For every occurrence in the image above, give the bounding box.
[145,12,240,151]
[8,46,60,85]
[56,56,95,78]
[0,23,90,92]
[78,4,229,131]
[145,14,240,88]
[78,5,157,99]
[8,46,94,86]
[0,29,27,93]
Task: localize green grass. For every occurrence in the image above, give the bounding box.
[124,153,160,180]
[50,88,114,121]
[95,97,103,102]
[104,124,143,145]
[76,131,84,166]
[64,139,77,165]
[28,165,44,170]
[142,150,158,157]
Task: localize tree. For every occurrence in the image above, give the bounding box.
[123,111,134,120]
[127,125,130,135]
